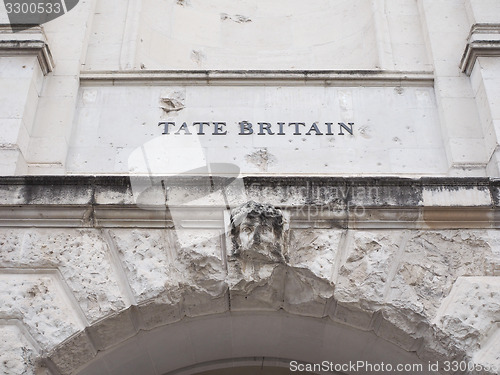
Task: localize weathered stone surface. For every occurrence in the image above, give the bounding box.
[93,183,135,205]
[330,228,499,364]
[434,277,500,352]
[422,185,491,207]
[0,325,37,375]
[389,231,496,319]
[243,178,347,209]
[0,185,25,205]
[347,179,423,207]
[227,202,289,311]
[227,203,341,316]
[332,231,406,330]
[0,178,93,205]
[371,230,497,360]
[288,229,341,281]
[1,179,500,374]
[49,332,96,375]
[283,268,333,317]
[175,229,228,317]
[376,307,426,351]
[284,229,341,316]
[2,0,500,373]
[18,184,93,205]
[415,327,466,368]
[87,309,138,351]
[484,229,500,276]
[335,231,402,312]
[107,229,176,302]
[0,273,83,349]
[109,228,227,319]
[229,201,288,262]
[228,262,286,311]
[136,300,183,330]
[0,229,126,322]
[473,324,500,374]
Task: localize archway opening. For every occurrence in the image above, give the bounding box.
[75,311,432,375]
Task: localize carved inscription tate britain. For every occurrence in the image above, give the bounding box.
[158,121,355,136]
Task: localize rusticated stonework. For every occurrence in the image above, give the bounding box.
[0,176,499,375]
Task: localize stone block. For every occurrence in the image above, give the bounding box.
[441,97,483,139]
[466,0,500,23]
[389,231,496,320]
[0,272,84,349]
[422,185,492,206]
[0,324,38,375]
[0,229,126,323]
[0,149,27,175]
[434,277,500,351]
[107,229,178,302]
[136,300,183,331]
[49,331,96,375]
[335,231,403,309]
[331,302,375,331]
[448,138,488,165]
[87,309,138,351]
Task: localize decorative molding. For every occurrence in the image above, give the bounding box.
[79,70,435,87]
[0,176,498,229]
[0,25,54,75]
[460,23,500,75]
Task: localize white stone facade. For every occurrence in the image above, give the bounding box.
[1,0,499,177]
[0,0,500,374]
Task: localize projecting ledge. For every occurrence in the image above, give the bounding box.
[79,70,435,87]
[0,25,54,74]
[460,23,500,75]
[0,176,498,229]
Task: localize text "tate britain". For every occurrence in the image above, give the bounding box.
[158,121,355,136]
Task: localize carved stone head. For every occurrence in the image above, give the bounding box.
[229,201,288,263]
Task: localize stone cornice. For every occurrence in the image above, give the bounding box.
[0,25,54,75]
[79,70,434,87]
[460,23,500,75]
[0,176,498,229]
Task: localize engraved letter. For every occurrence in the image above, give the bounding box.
[325,123,334,135]
[288,123,306,135]
[158,121,176,135]
[239,121,254,135]
[175,122,192,135]
[277,122,286,135]
[213,122,228,135]
[338,122,354,135]
[305,123,323,135]
[194,122,210,135]
[258,122,274,135]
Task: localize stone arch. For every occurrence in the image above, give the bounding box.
[38,214,495,375]
[68,310,439,375]
[39,296,466,375]
[1,178,499,375]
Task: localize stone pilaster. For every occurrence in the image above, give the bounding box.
[0,26,52,175]
[460,1,500,176]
